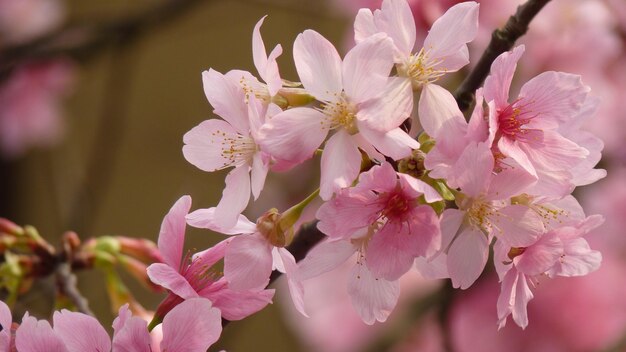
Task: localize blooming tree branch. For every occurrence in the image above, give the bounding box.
[454,0,552,111]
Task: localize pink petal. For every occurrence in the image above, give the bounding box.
[0,300,11,351]
[111,317,151,352]
[258,107,327,164]
[497,136,536,177]
[16,314,67,352]
[418,83,466,138]
[354,9,378,43]
[447,226,489,289]
[202,69,249,134]
[483,45,525,108]
[53,310,111,352]
[358,126,418,160]
[146,263,199,299]
[252,16,283,96]
[376,0,416,57]
[297,239,356,280]
[518,130,588,171]
[191,238,230,267]
[423,2,479,72]
[293,30,342,102]
[493,205,544,247]
[358,77,413,132]
[316,188,379,240]
[250,152,269,200]
[161,298,222,352]
[319,131,362,200]
[407,205,442,258]
[466,88,489,142]
[355,162,397,193]
[440,208,465,252]
[201,280,274,321]
[342,33,394,103]
[112,304,131,335]
[486,167,537,200]
[224,234,273,290]
[214,165,251,229]
[449,142,493,197]
[182,119,243,172]
[158,196,191,270]
[277,248,309,317]
[414,254,448,280]
[548,238,601,277]
[497,270,533,329]
[519,71,589,126]
[366,222,418,280]
[186,207,256,234]
[514,233,563,276]
[347,264,400,325]
[397,173,443,203]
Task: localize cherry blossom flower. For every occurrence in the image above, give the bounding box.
[0,0,63,44]
[186,206,307,317]
[259,31,417,200]
[146,196,274,322]
[483,45,594,197]
[494,215,603,329]
[5,298,222,352]
[298,162,441,323]
[417,142,544,289]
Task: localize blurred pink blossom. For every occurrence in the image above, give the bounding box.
[0,0,63,44]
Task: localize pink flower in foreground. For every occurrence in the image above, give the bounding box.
[494,215,603,329]
[259,31,417,200]
[0,60,74,158]
[298,162,442,324]
[146,196,274,322]
[0,0,63,43]
[483,45,596,197]
[355,0,478,89]
[186,206,307,317]
[417,142,543,289]
[4,298,221,352]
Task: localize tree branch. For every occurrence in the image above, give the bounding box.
[454,0,552,111]
[55,262,95,316]
[0,0,211,82]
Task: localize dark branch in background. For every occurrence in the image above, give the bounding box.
[454,0,552,111]
[222,220,325,328]
[0,0,210,83]
[55,262,95,316]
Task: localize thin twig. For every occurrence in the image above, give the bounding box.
[454,0,552,111]
[0,0,210,83]
[55,262,95,316]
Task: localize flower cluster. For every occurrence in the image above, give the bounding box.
[172,0,604,332]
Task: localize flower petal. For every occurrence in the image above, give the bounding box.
[297,239,356,280]
[186,207,257,235]
[418,83,466,138]
[250,152,269,200]
[224,234,273,291]
[293,30,342,101]
[358,77,413,132]
[358,126,418,161]
[182,119,242,172]
[449,142,494,197]
[202,69,249,134]
[111,317,151,352]
[161,298,222,352]
[343,33,394,103]
[16,314,67,352]
[483,45,525,108]
[147,263,199,299]
[214,165,251,229]
[252,16,283,96]
[278,248,309,317]
[200,280,274,321]
[366,222,417,280]
[347,264,400,325]
[53,310,111,352]
[158,195,191,270]
[447,226,489,289]
[376,0,416,58]
[320,131,362,200]
[493,205,544,247]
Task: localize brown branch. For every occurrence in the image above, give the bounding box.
[222,220,325,328]
[0,0,211,82]
[454,0,552,111]
[55,261,95,316]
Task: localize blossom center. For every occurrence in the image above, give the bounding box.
[240,76,272,103]
[320,93,358,134]
[381,192,411,221]
[498,100,536,140]
[397,48,446,89]
[215,132,257,168]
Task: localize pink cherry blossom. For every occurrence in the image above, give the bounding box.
[0,0,63,44]
[483,45,598,197]
[146,196,274,322]
[259,31,417,200]
[183,79,271,228]
[494,215,603,329]
[186,206,307,317]
[0,60,74,158]
[418,142,544,289]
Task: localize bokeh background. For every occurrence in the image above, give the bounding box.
[1,0,625,351]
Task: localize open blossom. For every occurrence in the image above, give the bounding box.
[260,31,417,200]
[146,196,274,322]
[354,0,478,139]
[298,162,441,323]
[494,215,603,329]
[2,298,221,352]
[483,45,597,197]
[186,206,307,317]
[418,142,544,289]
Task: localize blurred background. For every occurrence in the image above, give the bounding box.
[0,0,625,351]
